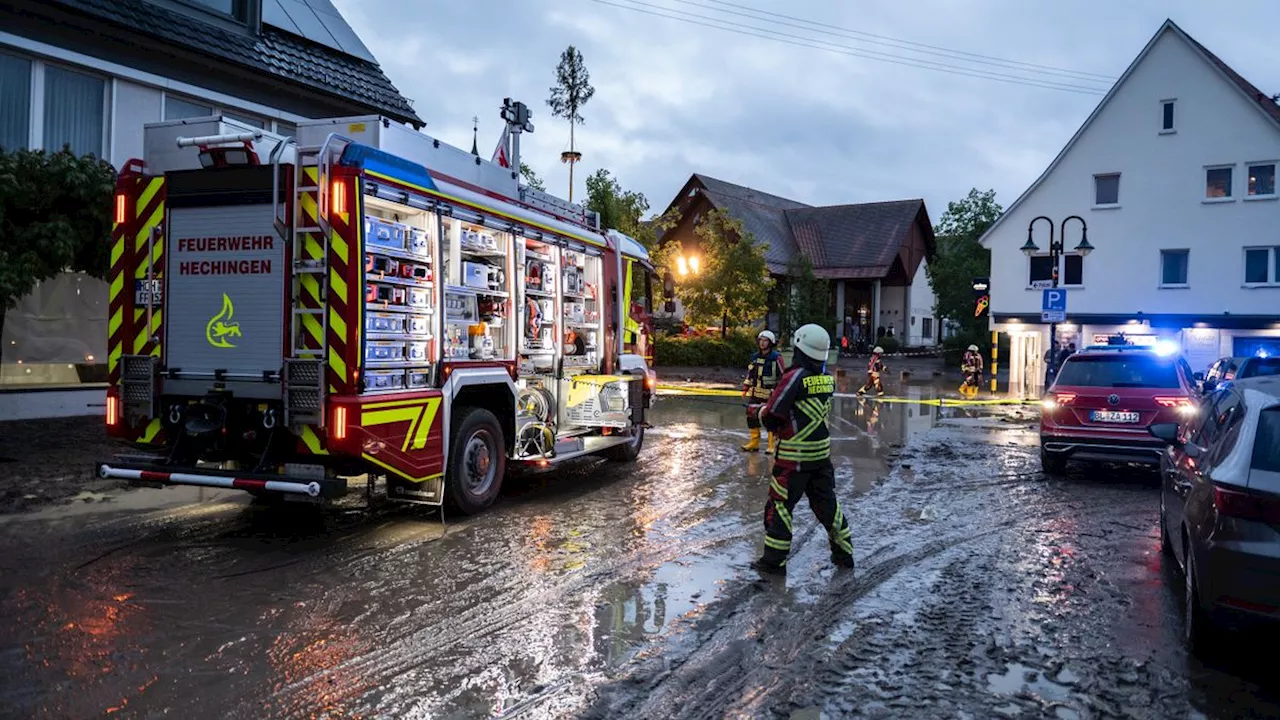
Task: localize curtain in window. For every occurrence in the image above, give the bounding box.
[43,66,105,158]
[0,51,32,151]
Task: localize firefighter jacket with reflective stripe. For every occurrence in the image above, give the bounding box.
[761,366,834,469]
[867,354,885,374]
[962,351,984,373]
[743,350,785,401]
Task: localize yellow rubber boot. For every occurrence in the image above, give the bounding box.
[767,432,778,454]
[741,428,761,452]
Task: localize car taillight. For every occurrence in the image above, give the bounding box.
[1213,484,1280,524]
[1155,396,1198,418]
[1042,392,1075,410]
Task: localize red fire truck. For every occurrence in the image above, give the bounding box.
[98,107,657,513]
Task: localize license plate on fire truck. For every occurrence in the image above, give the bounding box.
[1090,410,1140,423]
[134,279,163,306]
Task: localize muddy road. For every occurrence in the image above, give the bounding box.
[0,385,1276,719]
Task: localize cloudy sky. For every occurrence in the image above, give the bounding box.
[332,0,1280,223]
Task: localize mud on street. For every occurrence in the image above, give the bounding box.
[1,383,1278,719]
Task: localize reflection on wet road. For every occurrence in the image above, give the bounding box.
[0,381,1276,719]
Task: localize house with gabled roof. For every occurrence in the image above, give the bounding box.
[0,0,420,415]
[978,19,1280,390]
[657,174,938,347]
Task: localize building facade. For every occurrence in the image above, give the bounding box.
[657,174,938,347]
[0,0,420,418]
[979,19,1280,391]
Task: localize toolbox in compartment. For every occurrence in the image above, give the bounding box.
[407,369,431,388]
[367,283,407,305]
[407,314,431,335]
[366,311,405,334]
[407,227,430,255]
[407,341,429,362]
[407,287,430,308]
[365,340,404,362]
[363,368,406,391]
[366,217,407,250]
[367,254,399,275]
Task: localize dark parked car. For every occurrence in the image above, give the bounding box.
[1149,376,1280,656]
[1040,345,1198,474]
[1201,355,1280,393]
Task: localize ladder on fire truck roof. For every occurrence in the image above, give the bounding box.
[283,133,351,428]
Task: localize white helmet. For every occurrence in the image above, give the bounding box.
[968,344,979,352]
[757,330,777,344]
[873,346,884,354]
[793,323,831,360]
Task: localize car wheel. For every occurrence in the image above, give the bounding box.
[1159,490,1174,557]
[1184,540,1214,658]
[1040,447,1067,476]
[446,407,506,515]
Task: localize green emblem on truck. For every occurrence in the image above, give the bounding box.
[206,293,242,348]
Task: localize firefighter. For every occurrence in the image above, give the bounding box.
[960,344,984,397]
[856,345,886,396]
[741,330,785,452]
[747,323,854,574]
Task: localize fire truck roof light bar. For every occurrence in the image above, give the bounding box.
[98,464,322,497]
[176,132,263,148]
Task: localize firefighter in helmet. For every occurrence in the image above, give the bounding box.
[960,344,984,398]
[748,323,855,574]
[740,329,785,453]
[856,345,887,396]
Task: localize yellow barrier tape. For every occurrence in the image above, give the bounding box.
[654,384,1039,407]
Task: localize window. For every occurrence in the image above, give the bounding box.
[1248,163,1277,197]
[1206,167,1233,199]
[1028,255,1083,287]
[1054,355,1181,389]
[223,111,265,129]
[165,95,214,121]
[1253,409,1280,473]
[1243,246,1280,285]
[1094,173,1119,205]
[43,65,105,157]
[0,51,31,150]
[275,120,297,138]
[1161,100,1175,131]
[1160,249,1189,286]
[172,0,249,21]
[922,317,933,339]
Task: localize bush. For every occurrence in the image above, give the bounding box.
[942,330,1010,367]
[877,336,902,354]
[655,331,757,367]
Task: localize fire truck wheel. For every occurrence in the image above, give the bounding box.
[447,407,507,514]
[604,425,645,462]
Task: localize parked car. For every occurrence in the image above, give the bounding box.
[1201,355,1280,393]
[1148,376,1280,655]
[1040,344,1198,475]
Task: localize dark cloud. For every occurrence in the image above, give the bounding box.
[335,0,1280,220]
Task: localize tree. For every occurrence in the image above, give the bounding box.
[584,168,649,237]
[926,188,1002,336]
[0,146,116,358]
[672,209,773,336]
[546,45,595,202]
[520,162,545,191]
[781,254,833,342]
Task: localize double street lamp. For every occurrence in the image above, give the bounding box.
[1022,215,1093,382]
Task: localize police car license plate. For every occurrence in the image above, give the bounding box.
[1091,410,1140,423]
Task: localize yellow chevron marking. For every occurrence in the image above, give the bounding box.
[363,453,443,484]
[140,419,162,443]
[363,398,432,410]
[300,425,328,455]
[330,227,348,262]
[108,345,122,373]
[137,178,162,216]
[329,268,348,303]
[300,191,319,226]
[109,272,123,303]
[134,205,163,252]
[411,397,442,450]
[304,233,324,261]
[362,407,419,427]
[304,167,319,183]
[108,307,122,338]
[328,307,347,340]
[110,236,123,267]
[300,273,321,304]
[302,314,324,346]
[328,346,348,386]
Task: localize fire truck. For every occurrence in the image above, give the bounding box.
[97,104,657,514]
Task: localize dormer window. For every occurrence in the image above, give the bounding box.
[181,0,248,21]
[148,0,258,29]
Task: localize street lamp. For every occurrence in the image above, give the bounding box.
[1022,215,1091,384]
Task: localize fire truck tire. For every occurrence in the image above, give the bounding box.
[604,426,645,462]
[447,407,506,514]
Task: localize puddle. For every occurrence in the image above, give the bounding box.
[986,662,1073,704]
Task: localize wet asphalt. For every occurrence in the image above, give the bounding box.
[0,379,1277,719]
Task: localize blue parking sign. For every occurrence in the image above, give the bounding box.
[1042,289,1067,312]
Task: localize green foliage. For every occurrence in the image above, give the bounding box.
[878,336,902,355]
[546,45,595,130]
[781,254,833,342]
[942,329,1009,367]
[520,162,545,191]
[654,330,757,367]
[584,168,649,237]
[674,209,773,331]
[0,145,116,312]
[926,188,1002,336]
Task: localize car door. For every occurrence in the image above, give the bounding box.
[1165,389,1226,567]
[1181,391,1245,552]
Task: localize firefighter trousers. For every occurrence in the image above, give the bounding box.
[760,461,854,567]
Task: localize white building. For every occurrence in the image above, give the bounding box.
[1,0,420,419]
[979,19,1280,390]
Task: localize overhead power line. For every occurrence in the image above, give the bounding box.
[587,0,1110,95]
[686,0,1116,82]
